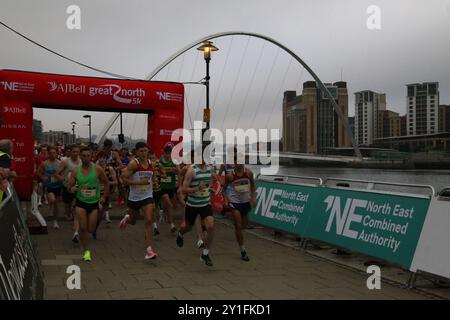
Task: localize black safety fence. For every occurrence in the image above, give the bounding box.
[0,185,44,300]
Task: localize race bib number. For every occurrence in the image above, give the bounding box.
[136,184,150,192]
[161,176,172,183]
[193,187,210,198]
[80,187,96,198]
[233,181,250,193]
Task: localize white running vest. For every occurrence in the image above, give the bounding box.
[128,159,154,202]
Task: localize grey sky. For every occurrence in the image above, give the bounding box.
[1,0,450,140]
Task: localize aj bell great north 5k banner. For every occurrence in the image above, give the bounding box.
[250,180,431,269]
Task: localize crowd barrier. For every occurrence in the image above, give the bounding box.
[250,174,450,286]
[0,184,44,300]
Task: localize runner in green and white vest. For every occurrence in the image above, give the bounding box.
[176,157,215,267]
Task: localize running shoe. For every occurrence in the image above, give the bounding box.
[154,227,160,236]
[176,232,184,247]
[72,232,79,244]
[241,251,250,262]
[170,224,177,233]
[53,220,60,229]
[144,247,157,260]
[196,239,205,249]
[119,214,130,230]
[105,211,111,224]
[83,250,92,262]
[200,254,213,267]
[108,203,112,209]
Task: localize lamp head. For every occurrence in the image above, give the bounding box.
[197,40,219,60]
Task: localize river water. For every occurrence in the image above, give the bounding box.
[250,165,450,195]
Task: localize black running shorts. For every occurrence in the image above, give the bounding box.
[185,205,213,226]
[76,199,99,215]
[229,202,252,216]
[46,187,62,197]
[127,197,154,211]
[161,187,177,199]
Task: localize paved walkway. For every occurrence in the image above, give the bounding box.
[31,205,435,300]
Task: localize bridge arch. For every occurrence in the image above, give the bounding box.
[146,31,362,159]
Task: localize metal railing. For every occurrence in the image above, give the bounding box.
[256,173,323,186]
[324,177,435,198]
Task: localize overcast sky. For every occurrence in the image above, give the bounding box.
[1,0,450,140]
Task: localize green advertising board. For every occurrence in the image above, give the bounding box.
[250,180,431,269]
[304,188,430,268]
[250,180,319,237]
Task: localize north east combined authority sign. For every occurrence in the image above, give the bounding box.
[250,180,430,270]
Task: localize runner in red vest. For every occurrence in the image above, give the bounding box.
[223,156,256,261]
[119,142,157,260]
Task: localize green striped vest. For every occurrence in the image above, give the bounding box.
[186,165,211,208]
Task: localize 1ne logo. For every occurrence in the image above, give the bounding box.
[324,196,366,239]
[366,265,381,289]
[366,5,381,30]
[254,187,282,218]
[66,265,81,290]
[66,5,81,30]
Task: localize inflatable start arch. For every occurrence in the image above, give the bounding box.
[0,70,184,200]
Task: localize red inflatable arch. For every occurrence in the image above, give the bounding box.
[0,69,184,200]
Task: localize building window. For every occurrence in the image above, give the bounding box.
[428,84,437,95]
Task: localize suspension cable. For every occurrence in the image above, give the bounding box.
[212,36,233,107]
[265,56,293,128]
[234,40,266,129]
[220,36,251,131]
[250,46,281,128]
[177,52,186,82]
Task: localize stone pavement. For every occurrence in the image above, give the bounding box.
[31,205,436,300]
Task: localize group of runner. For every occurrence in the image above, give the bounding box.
[35,140,257,267]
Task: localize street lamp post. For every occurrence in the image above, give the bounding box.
[197,40,219,161]
[83,115,92,144]
[71,121,77,144]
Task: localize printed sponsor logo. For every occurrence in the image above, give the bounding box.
[0,124,27,129]
[48,82,85,94]
[160,129,174,136]
[253,186,305,228]
[46,81,145,105]
[90,84,145,104]
[159,114,178,120]
[0,81,34,93]
[156,91,183,102]
[323,195,415,253]
[2,106,27,114]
